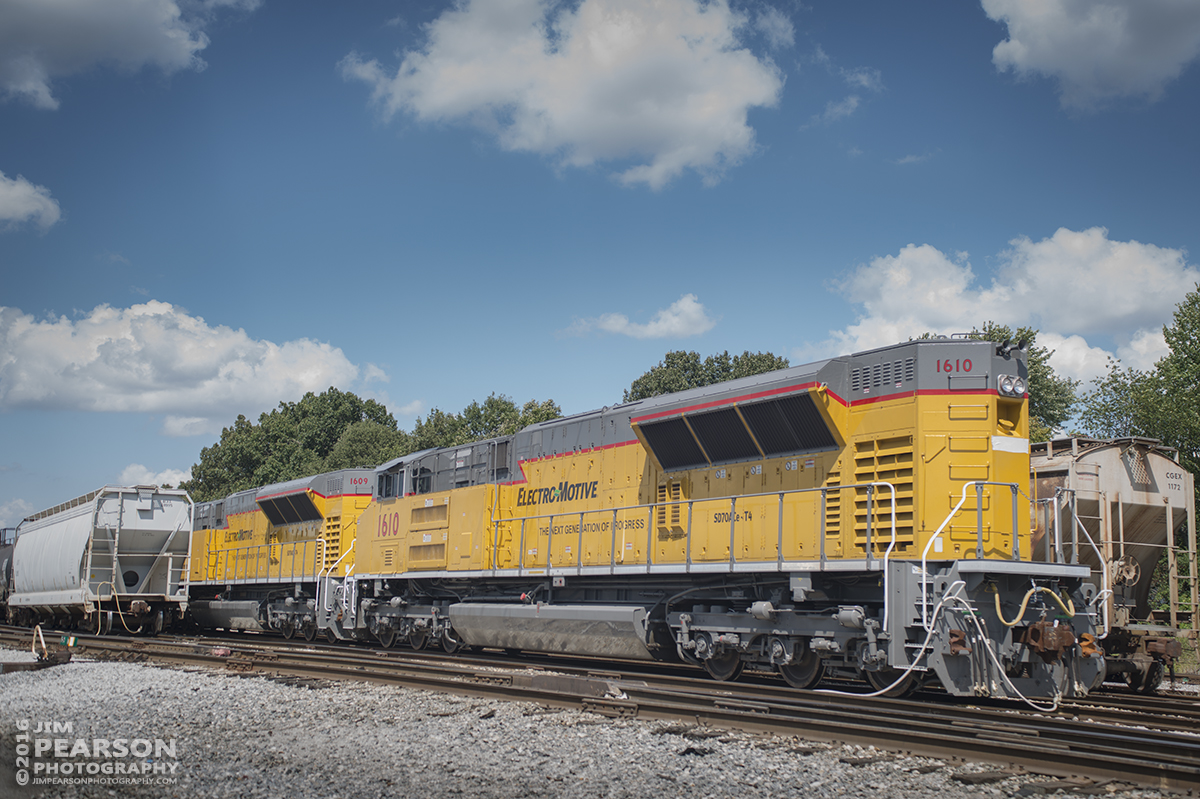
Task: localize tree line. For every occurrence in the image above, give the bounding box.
[180,348,786,502]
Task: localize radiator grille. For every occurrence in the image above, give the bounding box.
[656,481,685,539]
[853,436,915,553]
[412,504,448,524]
[409,544,445,562]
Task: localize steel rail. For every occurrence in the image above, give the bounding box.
[2,627,1197,792]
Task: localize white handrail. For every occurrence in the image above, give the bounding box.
[486,480,898,575]
[872,482,898,633]
[1073,511,1110,639]
[920,482,980,630]
[320,540,355,613]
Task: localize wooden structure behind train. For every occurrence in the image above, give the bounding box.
[185,338,1108,701]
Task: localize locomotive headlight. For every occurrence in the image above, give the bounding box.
[998,374,1016,396]
[1013,376,1027,396]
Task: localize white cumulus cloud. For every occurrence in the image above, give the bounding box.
[803,46,883,128]
[812,45,884,93]
[982,0,1200,110]
[809,95,860,125]
[340,0,784,189]
[0,0,260,110]
[0,301,365,436]
[395,400,425,418]
[804,227,1197,384]
[0,498,33,528]
[566,294,717,339]
[754,6,795,50]
[119,463,192,487]
[0,170,61,231]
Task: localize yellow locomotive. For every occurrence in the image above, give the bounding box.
[313,338,1103,700]
[188,470,374,640]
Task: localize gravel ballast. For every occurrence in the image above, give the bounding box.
[0,647,1175,799]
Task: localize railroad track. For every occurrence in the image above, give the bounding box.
[3,626,1198,793]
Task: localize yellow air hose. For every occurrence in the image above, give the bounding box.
[992,586,1076,628]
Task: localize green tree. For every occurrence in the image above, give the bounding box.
[1077,360,1159,440]
[623,350,790,402]
[1141,287,1200,620]
[459,393,522,442]
[411,395,563,450]
[410,407,467,451]
[1157,283,1200,475]
[1078,284,1200,474]
[182,388,399,501]
[967,323,1079,442]
[325,421,413,470]
[518,398,563,428]
[1077,284,1200,617]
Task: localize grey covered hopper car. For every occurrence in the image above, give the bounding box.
[9,485,192,634]
[1031,437,1198,691]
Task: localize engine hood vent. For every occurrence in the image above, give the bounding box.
[633,389,840,472]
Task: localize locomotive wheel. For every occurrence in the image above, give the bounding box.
[865,667,917,698]
[280,621,295,640]
[703,651,744,682]
[441,629,461,654]
[1142,661,1165,694]
[409,630,429,650]
[1128,661,1164,694]
[778,650,824,690]
[99,610,113,636]
[325,628,338,644]
[376,628,397,648]
[301,624,317,642]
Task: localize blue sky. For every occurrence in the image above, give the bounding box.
[2,0,1200,524]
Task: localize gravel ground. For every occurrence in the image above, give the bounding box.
[0,645,1180,799]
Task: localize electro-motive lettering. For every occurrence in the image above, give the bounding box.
[516,480,599,507]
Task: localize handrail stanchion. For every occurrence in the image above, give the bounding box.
[728,497,737,567]
[1054,489,1066,564]
[518,518,527,576]
[1043,500,1053,562]
[976,483,985,559]
[1010,485,1020,561]
[685,501,693,572]
[865,484,874,568]
[577,511,585,572]
[492,518,501,572]
[1071,490,1079,564]
[610,509,618,572]
[819,489,827,566]
[646,506,654,570]
[777,492,785,568]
